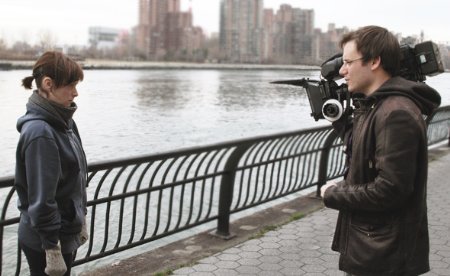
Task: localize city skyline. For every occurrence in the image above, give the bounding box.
[0,0,449,46]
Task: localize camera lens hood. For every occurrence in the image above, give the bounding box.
[322,99,344,122]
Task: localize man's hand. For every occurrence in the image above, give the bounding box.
[44,242,67,276]
[320,181,337,198]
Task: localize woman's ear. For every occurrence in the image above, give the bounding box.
[42,77,53,92]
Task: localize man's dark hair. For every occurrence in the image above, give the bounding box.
[340,25,400,76]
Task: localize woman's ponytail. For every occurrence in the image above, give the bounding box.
[21,76,34,89]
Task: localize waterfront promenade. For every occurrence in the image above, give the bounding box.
[84,144,450,276]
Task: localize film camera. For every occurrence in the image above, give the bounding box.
[272,41,444,122]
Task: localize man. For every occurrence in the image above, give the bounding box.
[320,26,441,275]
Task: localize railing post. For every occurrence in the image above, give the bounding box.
[448,119,450,147]
[214,143,252,239]
[316,130,338,197]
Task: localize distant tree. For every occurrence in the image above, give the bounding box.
[38,30,58,51]
[11,41,36,59]
[0,39,6,50]
[0,39,7,58]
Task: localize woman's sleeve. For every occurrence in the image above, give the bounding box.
[24,137,62,250]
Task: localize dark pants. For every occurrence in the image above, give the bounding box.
[20,243,75,276]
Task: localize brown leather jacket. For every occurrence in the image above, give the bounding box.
[324,76,441,276]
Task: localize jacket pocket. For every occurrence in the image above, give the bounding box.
[346,216,402,272]
[60,198,83,235]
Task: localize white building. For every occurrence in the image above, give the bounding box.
[88,27,127,49]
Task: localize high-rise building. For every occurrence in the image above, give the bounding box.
[272,4,295,63]
[292,8,315,64]
[268,4,315,64]
[316,23,348,62]
[220,0,264,63]
[135,0,204,60]
[134,0,347,64]
[262,9,275,62]
[135,0,180,58]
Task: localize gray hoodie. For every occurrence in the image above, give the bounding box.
[15,92,87,254]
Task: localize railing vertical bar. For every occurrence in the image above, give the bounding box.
[140,160,165,240]
[103,166,128,252]
[15,243,21,276]
[116,164,141,248]
[272,137,292,197]
[254,140,271,202]
[296,132,314,188]
[302,131,323,187]
[254,140,275,203]
[233,143,256,209]
[291,134,308,190]
[162,157,184,233]
[184,154,202,226]
[149,159,169,237]
[84,168,113,257]
[129,162,153,244]
[1,186,18,275]
[278,136,297,195]
[264,138,284,201]
[173,155,192,229]
[317,130,339,197]
[285,135,303,193]
[194,150,220,223]
[256,139,276,203]
[246,141,266,206]
[241,143,260,207]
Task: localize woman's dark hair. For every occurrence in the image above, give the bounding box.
[22,51,84,90]
[340,25,400,77]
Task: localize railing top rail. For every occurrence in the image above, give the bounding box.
[0,177,14,188]
[88,124,332,167]
[0,124,333,181]
[1,104,449,184]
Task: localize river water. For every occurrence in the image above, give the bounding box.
[2,69,449,177]
[1,68,324,177]
[1,68,449,274]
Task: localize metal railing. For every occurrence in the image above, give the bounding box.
[1,105,449,275]
[426,105,450,146]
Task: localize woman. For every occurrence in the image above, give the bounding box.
[15,51,88,276]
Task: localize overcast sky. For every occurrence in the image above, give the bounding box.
[0,0,449,46]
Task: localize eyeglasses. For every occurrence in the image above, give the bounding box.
[342,57,363,67]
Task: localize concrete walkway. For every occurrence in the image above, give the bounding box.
[171,145,450,276]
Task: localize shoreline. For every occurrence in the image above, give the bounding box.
[0,59,320,71]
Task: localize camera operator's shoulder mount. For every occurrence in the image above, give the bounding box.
[272,41,444,122]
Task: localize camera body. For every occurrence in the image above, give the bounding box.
[273,41,444,121]
[399,41,444,82]
[300,78,349,121]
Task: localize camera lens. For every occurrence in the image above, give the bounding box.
[323,103,340,117]
[322,99,344,122]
